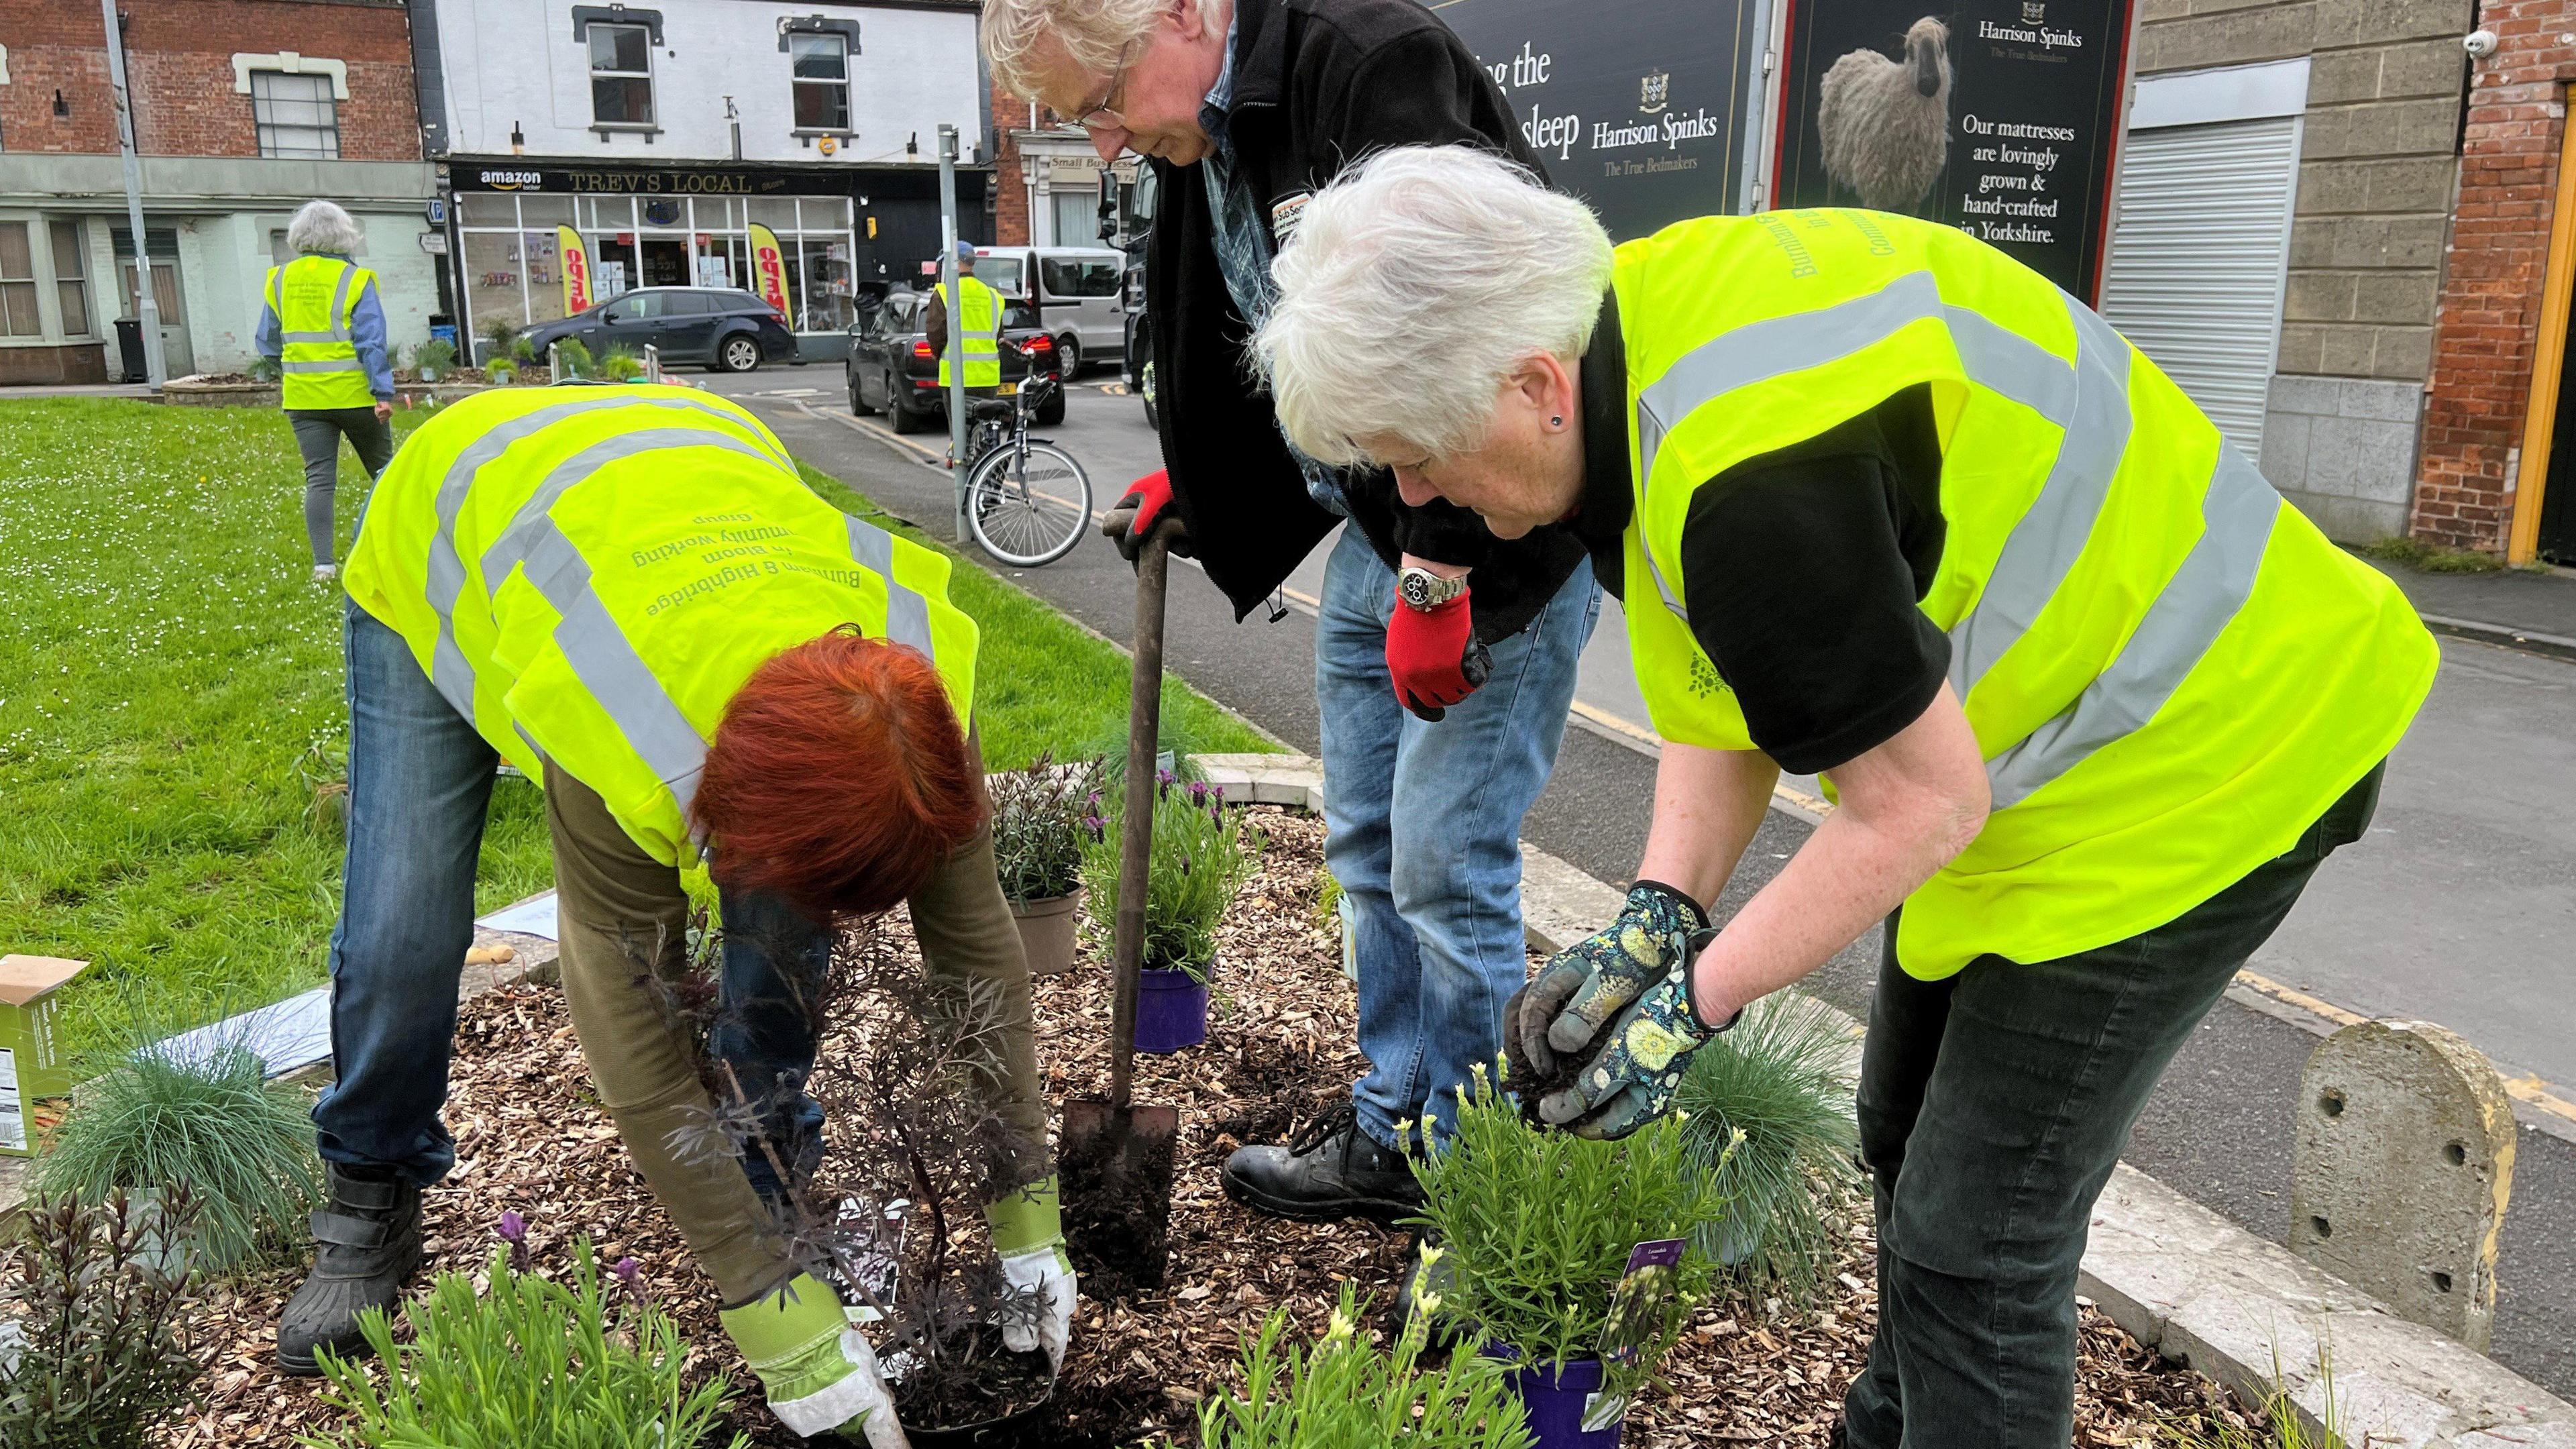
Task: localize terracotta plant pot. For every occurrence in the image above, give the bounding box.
[1011,890,1083,977]
[1134,967,1210,1053]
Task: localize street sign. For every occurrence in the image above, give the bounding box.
[426,197,447,225]
[418,231,449,255]
[1771,0,2137,301]
[1439,0,1768,240]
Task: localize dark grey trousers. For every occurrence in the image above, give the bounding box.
[1843,764,2384,1448]
[288,407,393,566]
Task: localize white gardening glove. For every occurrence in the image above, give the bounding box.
[985,1175,1077,1371]
[720,1273,910,1446]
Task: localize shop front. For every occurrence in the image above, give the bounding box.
[447,158,979,364]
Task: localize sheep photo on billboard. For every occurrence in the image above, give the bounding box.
[1819,16,1953,215]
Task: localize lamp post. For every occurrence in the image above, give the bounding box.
[100,0,164,388]
[938,123,969,541]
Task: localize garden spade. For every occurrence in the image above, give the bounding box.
[1060,519,1183,1299]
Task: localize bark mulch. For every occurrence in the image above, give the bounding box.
[158,807,2257,1446]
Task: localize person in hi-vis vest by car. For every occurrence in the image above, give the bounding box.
[256,199,396,586]
[282,385,1072,1447]
[1253,146,2438,1448]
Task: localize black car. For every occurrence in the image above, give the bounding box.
[521,287,798,373]
[845,290,1065,433]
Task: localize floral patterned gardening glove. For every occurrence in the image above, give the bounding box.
[1536,939,1737,1140]
[1502,881,1708,1094]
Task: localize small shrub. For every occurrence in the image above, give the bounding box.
[510,334,539,366]
[1080,772,1259,981]
[1411,1072,1727,1398]
[0,1189,204,1449]
[598,345,643,382]
[989,752,1105,904]
[411,338,458,378]
[2157,1342,2359,1448]
[246,356,283,384]
[486,360,517,386]
[305,1238,745,1449]
[1671,994,1864,1307]
[550,337,596,380]
[1196,1286,1531,1449]
[33,1023,320,1273]
[480,315,521,362]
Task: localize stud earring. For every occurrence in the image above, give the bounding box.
[1550,415,1564,427]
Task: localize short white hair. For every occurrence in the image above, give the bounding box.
[286,200,364,257]
[1256,146,1614,468]
[981,0,1220,99]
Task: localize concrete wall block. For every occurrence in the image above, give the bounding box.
[2291,1020,2516,1352]
[2339,97,2477,157]
[2318,325,2383,374]
[2308,48,2385,102]
[2340,376,2426,421]
[2315,0,2476,47]
[2139,0,2192,22]
[2363,156,2461,211]
[2141,3,2318,68]
[2264,409,2316,484]
[2355,270,2443,324]
[2283,486,2410,539]
[2290,215,2351,268]
[2303,107,2361,158]
[2305,414,2422,499]
[2371,36,2473,98]
[2273,372,2348,415]
[2375,325,2434,380]
[2290,270,2364,321]
[2376,215,2451,270]
[2299,160,2374,213]
[2278,322,2330,374]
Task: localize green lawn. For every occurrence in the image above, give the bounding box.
[0,397,1270,1061]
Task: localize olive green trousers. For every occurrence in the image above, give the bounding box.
[543,758,1044,1307]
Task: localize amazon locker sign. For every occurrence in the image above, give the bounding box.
[1771,0,2137,301]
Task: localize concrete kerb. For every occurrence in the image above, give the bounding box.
[1195,751,2576,1449]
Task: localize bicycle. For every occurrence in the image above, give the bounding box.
[960,369,1093,568]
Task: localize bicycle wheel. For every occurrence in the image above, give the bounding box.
[966,440,1092,567]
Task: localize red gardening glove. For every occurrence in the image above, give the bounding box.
[1385,590,1493,722]
[1099,469,1190,567]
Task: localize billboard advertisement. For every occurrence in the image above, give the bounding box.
[1434,0,1768,242]
[1771,0,2137,301]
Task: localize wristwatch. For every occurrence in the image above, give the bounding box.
[1397,566,1470,612]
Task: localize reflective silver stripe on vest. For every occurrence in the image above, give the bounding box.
[1947,301,2130,696]
[1982,450,2281,809]
[513,513,709,824]
[419,393,795,723]
[282,357,365,373]
[326,264,359,341]
[845,515,938,657]
[280,331,345,345]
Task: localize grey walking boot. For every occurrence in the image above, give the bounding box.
[276,1163,424,1375]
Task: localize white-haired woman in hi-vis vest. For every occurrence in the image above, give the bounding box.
[256,199,395,584]
[1253,144,2437,1448]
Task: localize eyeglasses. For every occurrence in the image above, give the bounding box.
[1073,42,1138,132]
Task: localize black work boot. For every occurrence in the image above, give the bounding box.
[276,1163,425,1375]
[1221,1104,1424,1226]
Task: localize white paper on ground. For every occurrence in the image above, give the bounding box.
[476,891,559,941]
[153,985,335,1080]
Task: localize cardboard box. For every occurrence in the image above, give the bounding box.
[0,955,87,1157]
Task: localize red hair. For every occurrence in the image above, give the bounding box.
[694,627,982,920]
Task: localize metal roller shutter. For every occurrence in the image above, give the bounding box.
[2098,115,2302,460]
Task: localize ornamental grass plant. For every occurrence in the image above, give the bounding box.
[305,1238,743,1449]
[1079,772,1260,983]
[33,1014,321,1273]
[1194,1286,1532,1449]
[1408,1072,1728,1399]
[989,752,1105,904]
[1670,994,1864,1307]
[598,345,643,382]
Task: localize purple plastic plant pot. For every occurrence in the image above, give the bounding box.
[1486,1348,1625,1449]
[1133,967,1209,1053]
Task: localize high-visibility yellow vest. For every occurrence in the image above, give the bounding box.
[936,275,1002,388]
[266,254,379,409]
[343,385,979,866]
[1616,209,2437,978]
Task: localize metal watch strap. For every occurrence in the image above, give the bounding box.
[1397,566,1468,611]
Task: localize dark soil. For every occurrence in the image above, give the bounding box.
[891,1328,1054,1440]
[1060,1102,1179,1300]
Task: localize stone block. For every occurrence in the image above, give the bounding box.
[2289,270,2363,321]
[2374,36,2474,99]
[2290,215,2347,268]
[2303,413,2419,498]
[2373,325,2434,382]
[2265,409,2316,484]
[2355,270,2441,324]
[2271,372,2348,415]
[2145,4,2316,68]
[2315,0,2475,47]
[2363,156,2461,211]
[1191,753,1325,810]
[2283,485,2410,539]
[2292,1020,2516,1352]
[2319,323,2383,374]
[2308,48,2385,103]
[2277,322,2329,374]
[2340,376,2426,421]
[2339,97,2475,158]
[2298,161,2373,214]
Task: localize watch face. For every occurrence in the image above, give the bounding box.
[1400,572,1432,608]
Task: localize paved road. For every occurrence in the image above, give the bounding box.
[716,369,2576,1399]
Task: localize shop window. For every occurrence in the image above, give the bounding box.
[590,22,655,127]
[0,223,38,336]
[790,32,851,131]
[251,70,340,159]
[50,220,91,337]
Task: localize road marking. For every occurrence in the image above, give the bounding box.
[2230,969,2576,1143]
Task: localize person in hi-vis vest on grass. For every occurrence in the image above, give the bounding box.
[280,385,1073,1446]
[924,239,1003,390]
[256,200,396,586]
[1253,147,2438,1448]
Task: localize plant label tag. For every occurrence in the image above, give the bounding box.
[1580,1389,1631,1433]
[1598,1236,1688,1367]
[0,1047,20,1151]
[833,1196,909,1324]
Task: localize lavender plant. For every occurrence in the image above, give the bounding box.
[0,1189,203,1449]
[1079,771,1260,983]
[989,753,1106,905]
[1195,1286,1532,1449]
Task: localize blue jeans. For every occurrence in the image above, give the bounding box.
[1313,529,1599,1151]
[311,602,831,1190]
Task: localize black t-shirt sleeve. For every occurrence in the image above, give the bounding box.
[1677,413,1950,776]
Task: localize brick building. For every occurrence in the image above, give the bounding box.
[2418,5,2576,559]
[0,0,437,384]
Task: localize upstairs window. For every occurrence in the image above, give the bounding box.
[790,32,850,131]
[252,70,339,158]
[589,21,655,127]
